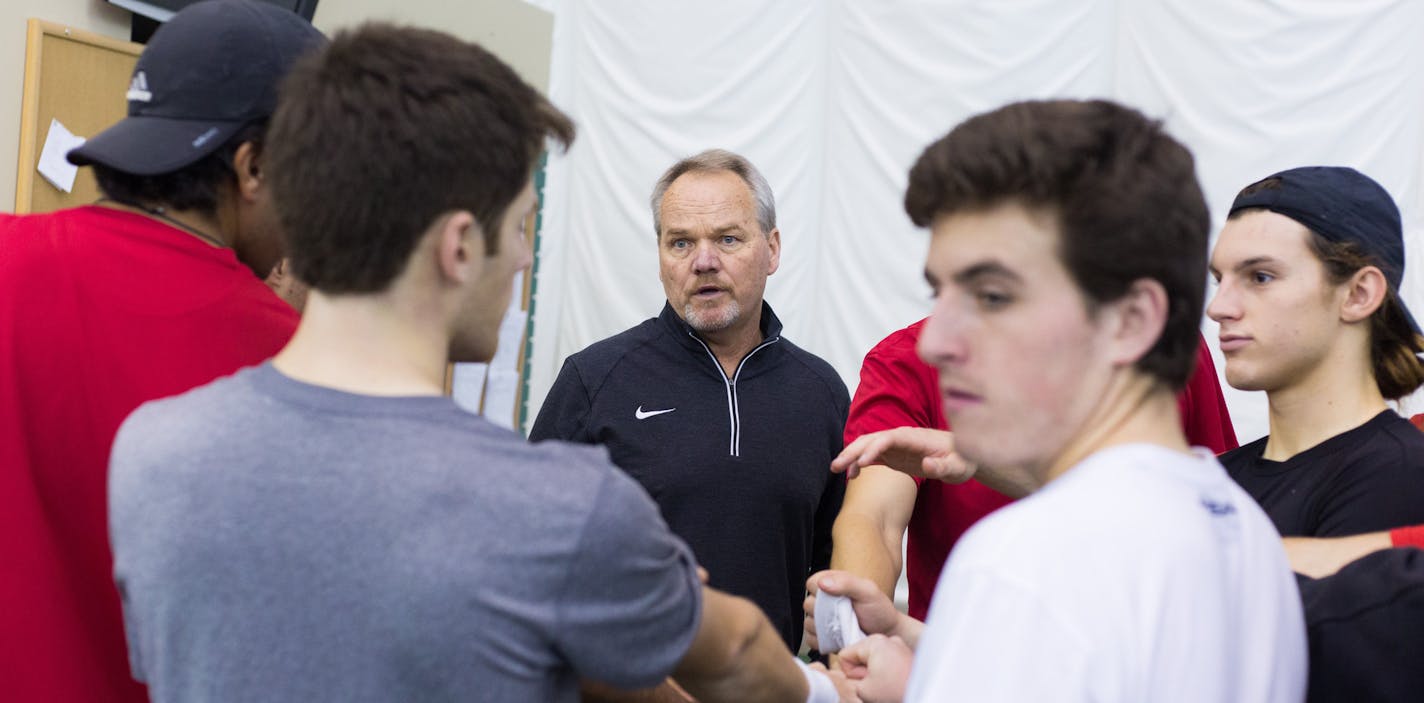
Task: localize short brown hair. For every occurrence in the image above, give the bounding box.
[266,23,574,293]
[904,99,1209,389]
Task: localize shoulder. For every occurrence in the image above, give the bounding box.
[560,318,665,383]
[0,210,69,267]
[864,320,926,363]
[111,369,261,476]
[955,447,1263,564]
[775,337,850,402]
[517,437,668,529]
[1218,435,1268,471]
[124,367,260,425]
[1366,411,1424,460]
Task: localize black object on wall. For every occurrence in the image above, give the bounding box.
[109,0,319,43]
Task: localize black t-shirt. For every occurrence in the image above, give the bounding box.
[1221,410,1424,537]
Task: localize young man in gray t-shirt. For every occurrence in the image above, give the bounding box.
[108,24,849,703]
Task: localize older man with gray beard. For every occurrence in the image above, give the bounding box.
[532,149,847,654]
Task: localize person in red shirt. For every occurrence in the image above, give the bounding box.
[830,319,1237,617]
[0,3,323,700]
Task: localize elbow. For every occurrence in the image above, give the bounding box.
[710,599,766,677]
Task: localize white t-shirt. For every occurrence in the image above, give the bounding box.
[906,444,1306,703]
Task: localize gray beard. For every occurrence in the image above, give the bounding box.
[683,299,741,333]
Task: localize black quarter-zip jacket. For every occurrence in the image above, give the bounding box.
[530,302,848,651]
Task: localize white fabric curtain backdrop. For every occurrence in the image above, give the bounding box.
[525,0,1424,444]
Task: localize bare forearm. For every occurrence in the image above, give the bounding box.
[831,512,901,599]
[675,590,811,703]
[1285,532,1392,579]
[679,618,806,703]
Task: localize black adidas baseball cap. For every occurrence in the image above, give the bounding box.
[68,0,324,176]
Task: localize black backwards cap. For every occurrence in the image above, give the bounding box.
[1229,165,1419,334]
[68,0,324,176]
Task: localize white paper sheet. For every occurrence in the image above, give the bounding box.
[37,119,85,193]
[450,363,488,415]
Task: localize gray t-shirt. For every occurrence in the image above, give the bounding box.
[109,363,702,702]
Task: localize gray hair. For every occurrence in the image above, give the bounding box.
[649,148,776,238]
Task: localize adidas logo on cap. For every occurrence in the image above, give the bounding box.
[126,71,153,102]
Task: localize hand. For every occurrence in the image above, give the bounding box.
[808,661,862,703]
[838,634,913,703]
[832,427,973,483]
[803,570,903,653]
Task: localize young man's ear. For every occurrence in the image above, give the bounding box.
[1340,265,1388,323]
[436,211,480,284]
[232,141,264,202]
[1107,278,1169,367]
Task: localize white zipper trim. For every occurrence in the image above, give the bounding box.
[688,332,780,457]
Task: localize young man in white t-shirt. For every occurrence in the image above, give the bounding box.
[805,99,1306,702]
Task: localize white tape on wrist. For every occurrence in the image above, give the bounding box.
[794,657,838,703]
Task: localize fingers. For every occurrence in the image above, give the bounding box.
[695,566,709,584]
[824,666,862,703]
[838,635,912,703]
[803,576,822,650]
[831,431,899,479]
[831,434,876,477]
[923,455,975,484]
[809,570,879,600]
[838,635,876,670]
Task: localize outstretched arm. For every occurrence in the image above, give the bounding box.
[675,588,854,702]
[1284,531,1393,578]
[830,465,918,598]
[832,427,1037,499]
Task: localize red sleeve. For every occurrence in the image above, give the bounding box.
[844,321,946,446]
[1177,333,1239,454]
[1392,524,1424,549]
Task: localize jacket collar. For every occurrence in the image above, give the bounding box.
[658,300,783,354]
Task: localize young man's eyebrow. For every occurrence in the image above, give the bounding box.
[1232,256,1279,273]
[953,261,1023,286]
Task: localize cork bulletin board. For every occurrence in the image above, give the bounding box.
[14,19,142,214]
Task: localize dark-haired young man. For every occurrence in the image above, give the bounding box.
[808,100,1305,702]
[0,3,322,700]
[1208,167,1424,702]
[108,24,851,703]
[830,323,1236,619]
[1209,167,1424,538]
